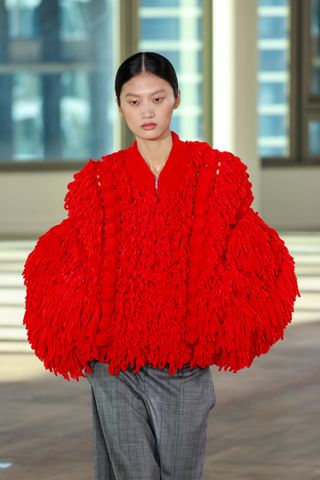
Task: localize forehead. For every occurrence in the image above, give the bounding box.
[122,73,170,97]
[124,88,167,98]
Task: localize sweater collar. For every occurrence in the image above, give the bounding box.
[125,130,188,192]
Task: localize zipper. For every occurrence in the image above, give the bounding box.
[154,174,159,202]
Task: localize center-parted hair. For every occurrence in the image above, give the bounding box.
[114,51,179,106]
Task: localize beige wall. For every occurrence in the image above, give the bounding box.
[261,167,320,231]
[0,171,72,237]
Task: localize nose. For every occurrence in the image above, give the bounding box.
[141,102,155,118]
[142,108,154,116]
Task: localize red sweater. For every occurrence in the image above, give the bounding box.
[22,130,301,381]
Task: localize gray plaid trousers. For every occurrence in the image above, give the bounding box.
[85,361,216,480]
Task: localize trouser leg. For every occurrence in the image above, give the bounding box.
[89,384,117,480]
[86,361,161,480]
[143,365,216,480]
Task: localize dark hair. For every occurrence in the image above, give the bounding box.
[115,51,179,107]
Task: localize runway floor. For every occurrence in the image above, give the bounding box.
[0,318,319,480]
[0,232,319,479]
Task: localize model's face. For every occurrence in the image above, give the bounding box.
[118,71,180,140]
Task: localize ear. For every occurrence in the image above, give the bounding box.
[117,100,124,117]
[174,90,181,109]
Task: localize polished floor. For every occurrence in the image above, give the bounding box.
[0,232,319,479]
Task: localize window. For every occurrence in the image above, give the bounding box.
[257,0,291,159]
[138,0,207,140]
[259,0,320,165]
[0,0,118,166]
[305,0,320,158]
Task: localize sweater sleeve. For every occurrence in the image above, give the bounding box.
[22,159,102,381]
[213,153,301,373]
[22,217,89,381]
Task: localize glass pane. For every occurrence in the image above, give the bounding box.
[141,18,180,40]
[308,120,320,155]
[259,81,287,104]
[257,0,290,158]
[259,49,288,71]
[310,0,320,95]
[141,0,202,7]
[0,0,118,163]
[12,73,42,160]
[138,0,204,140]
[260,15,288,39]
[259,0,287,6]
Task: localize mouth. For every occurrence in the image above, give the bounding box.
[141,123,157,129]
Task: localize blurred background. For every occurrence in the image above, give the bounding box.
[0,0,319,479]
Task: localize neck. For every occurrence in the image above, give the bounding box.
[135,131,173,172]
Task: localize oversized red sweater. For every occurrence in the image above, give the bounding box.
[22,130,301,381]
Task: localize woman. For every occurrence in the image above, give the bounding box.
[22,51,300,479]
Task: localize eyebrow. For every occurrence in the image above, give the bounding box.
[125,88,166,97]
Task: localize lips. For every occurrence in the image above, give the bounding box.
[141,123,157,127]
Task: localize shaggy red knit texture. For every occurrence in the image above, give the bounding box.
[22,130,301,381]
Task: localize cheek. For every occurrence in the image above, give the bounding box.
[163,103,176,116]
[158,100,175,114]
[122,107,137,121]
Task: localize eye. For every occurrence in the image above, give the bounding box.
[154,97,164,102]
[129,100,138,105]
